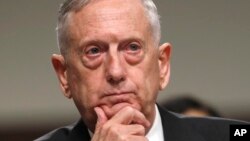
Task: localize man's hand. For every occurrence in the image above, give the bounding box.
[91,106,150,141]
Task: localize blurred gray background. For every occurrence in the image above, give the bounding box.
[0,0,249,140]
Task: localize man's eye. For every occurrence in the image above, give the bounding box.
[126,43,141,53]
[85,46,101,55]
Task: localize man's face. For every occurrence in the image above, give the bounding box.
[53,0,171,131]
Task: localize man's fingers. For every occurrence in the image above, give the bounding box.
[126,135,149,141]
[122,124,146,136]
[94,107,108,131]
[111,106,150,128]
[92,106,149,141]
[94,124,147,141]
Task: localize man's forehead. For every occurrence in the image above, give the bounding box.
[85,0,143,7]
[73,0,145,21]
[74,10,139,27]
[65,0,153,47]
[69,0,147,30]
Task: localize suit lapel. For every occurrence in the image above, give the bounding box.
[158,105,206,141]
[69,120,91,141]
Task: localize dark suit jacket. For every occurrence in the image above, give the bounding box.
[35,106,249,141]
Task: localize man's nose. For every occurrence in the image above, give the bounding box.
[105,52,126,85]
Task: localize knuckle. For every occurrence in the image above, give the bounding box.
[119,135,126,141]
[137,124,145,134]
[108,125,127,141]
[110,125,119,133]
[108,124,121,136]
[100,123,109,132]
[124,106,134,113]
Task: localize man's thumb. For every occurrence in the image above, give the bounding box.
[94,107,107,132]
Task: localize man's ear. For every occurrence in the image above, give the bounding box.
[158,43,171,90]
[51,54,72,99]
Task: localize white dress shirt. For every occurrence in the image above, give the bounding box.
[146,105,164,141]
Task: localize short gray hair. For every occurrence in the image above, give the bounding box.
[57,0,161,56]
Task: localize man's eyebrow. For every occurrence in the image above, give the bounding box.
[79,36,146,47]
[79,39,108,46]
[119,37,146,47]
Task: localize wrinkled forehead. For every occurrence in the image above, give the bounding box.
[57,0,157,57]
[65,0,151,41]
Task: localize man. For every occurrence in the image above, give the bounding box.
[36,0,248,141]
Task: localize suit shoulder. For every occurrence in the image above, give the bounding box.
[34,122,76,141]
[158,106,249,141]
[181,115,249,140]
[181,115,249,128]
[34,120,90,141]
